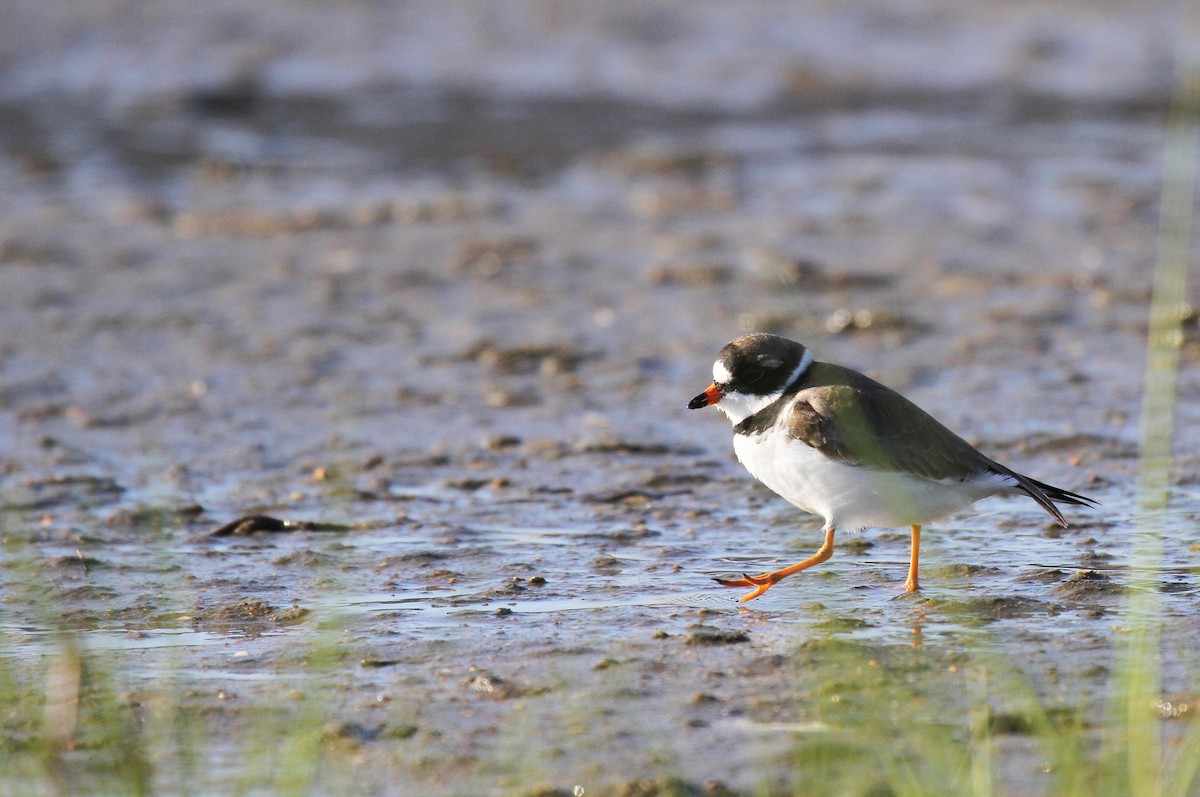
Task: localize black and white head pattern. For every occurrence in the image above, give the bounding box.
[712,334,812,425]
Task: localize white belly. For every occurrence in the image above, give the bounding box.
[732,431,1011,530]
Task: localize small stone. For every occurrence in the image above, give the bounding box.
[683,630,749,646]
[483,435,523,450]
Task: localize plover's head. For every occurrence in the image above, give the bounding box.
[688,334,812,425]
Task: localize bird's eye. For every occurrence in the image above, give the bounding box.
[743,366,764,383]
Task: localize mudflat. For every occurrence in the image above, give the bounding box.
[1,3,1198,795]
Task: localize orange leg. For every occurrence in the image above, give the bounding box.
[716,527,836,602]
[903,524,921,593]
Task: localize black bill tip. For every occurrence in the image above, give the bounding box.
[688,383,723,410]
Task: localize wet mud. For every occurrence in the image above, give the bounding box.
[2,2,1200,795]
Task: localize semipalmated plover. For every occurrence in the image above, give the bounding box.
[689,333,1096,601]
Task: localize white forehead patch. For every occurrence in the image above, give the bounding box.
[712,360,733,385]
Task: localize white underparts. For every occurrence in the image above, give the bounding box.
[734,431,1016,529]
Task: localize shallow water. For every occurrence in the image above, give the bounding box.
[2,2,1200,795]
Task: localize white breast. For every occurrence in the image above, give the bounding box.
[732,426,1013,530]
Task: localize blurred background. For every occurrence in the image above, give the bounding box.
[2,3,1199,795]
[0,0,1190,464]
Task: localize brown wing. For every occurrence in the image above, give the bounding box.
[785,363,996,481]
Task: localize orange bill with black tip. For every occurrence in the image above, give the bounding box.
[687,383,723,410]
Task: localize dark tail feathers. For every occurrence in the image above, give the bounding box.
[992,467,1098,527]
